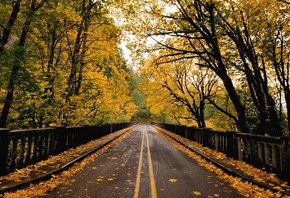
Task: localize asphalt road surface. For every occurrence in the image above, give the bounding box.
[46,124,244,198]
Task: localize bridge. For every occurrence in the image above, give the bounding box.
[1,123,290,197]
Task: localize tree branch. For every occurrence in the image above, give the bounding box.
[0,24,6,31]
[206,96,238,122]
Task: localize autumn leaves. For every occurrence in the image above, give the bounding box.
[119,0,290,135]
[159,127,290,197]
[0,128,132,197]
[0,0,137,129]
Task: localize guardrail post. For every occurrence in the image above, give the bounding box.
[202,129,209,147]
[82,125,90,144]
[54,126,67,154]
[226,131,238,159]
[281,137,290,182]
[184,128,188,139]
[0,128,10,175]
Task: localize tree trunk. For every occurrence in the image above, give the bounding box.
[223,13,282,136]
[67,13,85,99]
[75,7,90,95]
[285,90,290,134]
[218,68,249,133]
[0,56,22,127]
[0,0,21,55]
[0,0,47,127]
[68,0,95,97]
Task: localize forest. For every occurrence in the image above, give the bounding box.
[0,0,290,137]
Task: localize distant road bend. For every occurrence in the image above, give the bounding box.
[46,124,243,198]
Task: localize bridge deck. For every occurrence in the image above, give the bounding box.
[2,124,290,197]
[45,124,242,198]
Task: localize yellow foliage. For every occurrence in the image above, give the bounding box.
[1,0,137,128]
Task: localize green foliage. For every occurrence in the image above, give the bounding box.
[129,74,151,122]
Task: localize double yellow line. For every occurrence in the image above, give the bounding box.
[134,129,144,198]
[134,125,157,198]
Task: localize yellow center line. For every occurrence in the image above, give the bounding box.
[134,129,145,198]
[145,125,158,198]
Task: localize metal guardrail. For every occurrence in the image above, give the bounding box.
[0,123,133,176]
[153,123,290,182]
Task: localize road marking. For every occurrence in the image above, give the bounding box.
[134,125,158,198]
[145,125,158,198]
[134,128,145,198]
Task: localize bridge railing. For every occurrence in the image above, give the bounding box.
[153,123,290,181]
[0,123,132,176]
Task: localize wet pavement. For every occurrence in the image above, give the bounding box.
[45,124,243,198]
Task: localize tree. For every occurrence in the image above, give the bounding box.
[0,0,48,128]
[215,0,283,135]
[121,0,250,132]
[118,0,289,135]
[129,73,151,122]
[260,1,290,134]
[144,56,219,127]
[0,0,137,128]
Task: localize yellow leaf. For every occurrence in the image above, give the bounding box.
[193,191,201,195]
[168,178,177,183]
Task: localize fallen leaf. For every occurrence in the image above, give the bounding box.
[193,191,201,195]
[168,179,177,183]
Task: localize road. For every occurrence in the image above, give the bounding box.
[46,124,243,198]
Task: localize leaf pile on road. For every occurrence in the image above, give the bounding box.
[158,128,290,198]
[0,129,132,198]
